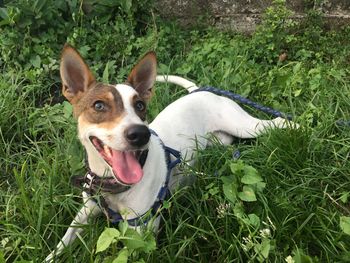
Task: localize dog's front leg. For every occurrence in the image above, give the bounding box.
[45,197,101,262]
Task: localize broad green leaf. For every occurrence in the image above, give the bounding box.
[121,229,156,253]
[121,229,146,250]
[0,251,4,263]
[143,233,157,252]
[238,186,257,202]
[208,186,219,196]
[0,7,9,20]
[202,192,209,201]
[119,220,129,236]
[248,213,260,227]
[233,203,245,219]
[254,239,271,259]
[221,174,235,185]
[112,248,128,263]
[230,161,244,174]
[293,249,313,263]
[0,19,10,26]
[260,239,271,258]
[340,192,349,204]
[256,181,266,192]
[78,45,91,58]
[30,55,41,68]
[63,101,73,118]
[222,177,238,204]
[340,216,350,235]
[241,166,263,184]
[96,228,120,253]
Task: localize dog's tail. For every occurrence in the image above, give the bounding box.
[156,75,199,92]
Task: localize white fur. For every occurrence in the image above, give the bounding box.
[46,76,295,262]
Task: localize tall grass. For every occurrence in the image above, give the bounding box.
[1,1,350,262]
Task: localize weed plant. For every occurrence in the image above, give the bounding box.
[1,0,350,262]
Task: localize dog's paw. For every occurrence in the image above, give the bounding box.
[273,117,300,129]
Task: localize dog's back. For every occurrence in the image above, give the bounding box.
[150,90,288,162]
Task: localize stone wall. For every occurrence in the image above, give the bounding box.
[156,0,350,33]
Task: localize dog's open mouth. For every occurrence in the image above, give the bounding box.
[90,136,144,185]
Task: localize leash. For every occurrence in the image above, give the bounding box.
[191,86,294,120]
[335,120,350,127]
[72,129,181,227]
[192,86,350,127]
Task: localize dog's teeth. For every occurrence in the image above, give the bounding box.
[104,145,112,158]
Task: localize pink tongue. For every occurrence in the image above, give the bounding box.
[110,150,143,185]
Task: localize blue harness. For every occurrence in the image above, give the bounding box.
[77,129,181,227]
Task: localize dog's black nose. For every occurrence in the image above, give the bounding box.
[125,125,150,147]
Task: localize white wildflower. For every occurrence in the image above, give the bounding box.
[216,203,231,218]
[242,235,254,251]
[259,228,271,238]
[285,255,295,263]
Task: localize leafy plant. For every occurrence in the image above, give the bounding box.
[95,221,156,262]
[220,160,273,261]
[1,0,350,262]
[340,216,350,236]
[249,0,298,64]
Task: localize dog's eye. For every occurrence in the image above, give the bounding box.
[94,101,106,112]
[135,100,146,112]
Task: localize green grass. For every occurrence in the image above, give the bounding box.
[1,1,350,262]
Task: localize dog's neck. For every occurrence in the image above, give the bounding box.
[82,134,168,219]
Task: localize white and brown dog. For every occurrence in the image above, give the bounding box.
[46,45,292,261]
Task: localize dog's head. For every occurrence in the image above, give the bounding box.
[60,44,156,185]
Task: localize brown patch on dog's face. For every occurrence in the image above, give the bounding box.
[73,83,125,127]
[131,94,147,121]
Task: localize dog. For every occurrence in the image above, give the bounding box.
[46,44,293,261]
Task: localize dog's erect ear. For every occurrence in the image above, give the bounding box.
[127,52,157,102]
[60,44,95,103]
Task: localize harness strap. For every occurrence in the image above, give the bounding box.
[164,146,182,169]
